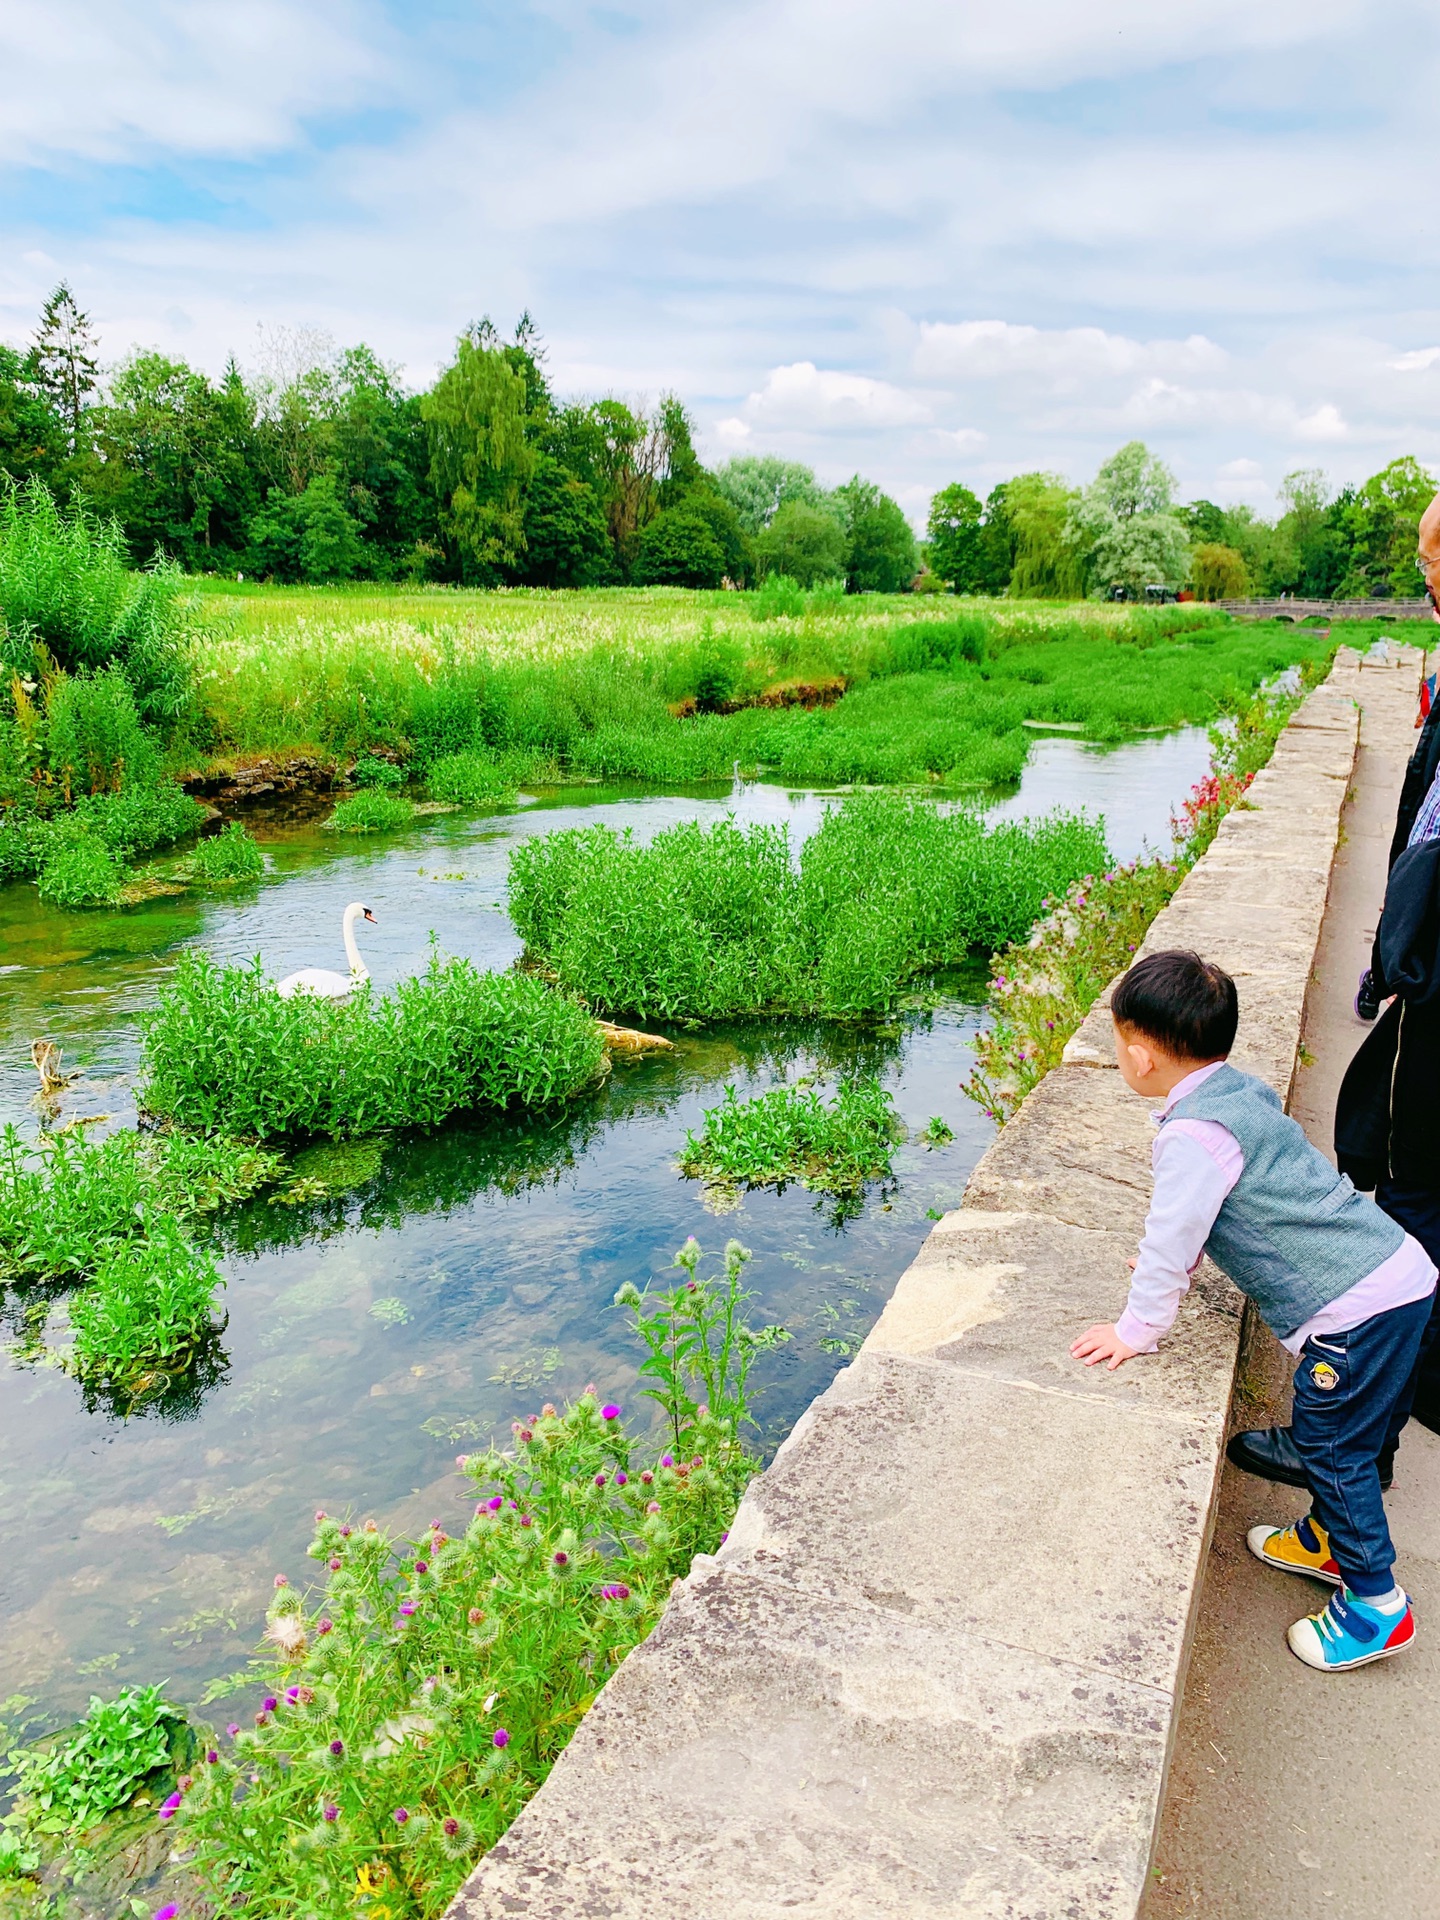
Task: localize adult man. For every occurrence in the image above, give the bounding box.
[1229,487,1440,1489]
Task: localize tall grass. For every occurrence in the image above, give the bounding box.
[510,792,1109,1018]
[140,950,607,1140]
[187,586,1336,790]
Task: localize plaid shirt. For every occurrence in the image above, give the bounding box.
[1408,767,1440,848]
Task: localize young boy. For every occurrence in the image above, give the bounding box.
[1071,949,1436,1672]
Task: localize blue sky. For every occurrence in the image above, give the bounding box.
[2,0,1436,521]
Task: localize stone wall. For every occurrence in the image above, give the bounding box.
[449,671,1361,1920]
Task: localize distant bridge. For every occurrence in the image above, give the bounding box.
[1217,598,1432,621]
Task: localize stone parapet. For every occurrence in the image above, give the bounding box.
[449,668,1365,1920]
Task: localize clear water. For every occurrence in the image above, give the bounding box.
[0,730,1209,1724]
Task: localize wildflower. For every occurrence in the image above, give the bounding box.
[255,1711,270,1728]
[263,1614,308,1657]
[399,1601,417,1617]
[661,1454,674,1469]
[720,1529,729,1543]
[323,1804,339,1822]
[601,1404,621,1420]
[487,1495,504,1512]
[519,1514,532,1528]
[646,1500,660,1513]
[414,1559,429,1575]
[594,1473,607,1488]
[206,1748,219,1764]
[393,1807,410,1825]
[285,1687,301,1703]
[640,1470,654,1485]
[601,1583,631,1601]
[330,1739,345,1756]
[541,1403,557,1418]
[468,1607,485,1625]
[493,1727,510,1748]
[552,1550,569,1568]
[318,1618,333,1635]
[339,1525,352,1539]
[456,1453,469,1467]
[158,1793,182,1821]
[274,1574,289,1588]
[691,1456,703,1469]
[314,1510,326,1523]
[614,1470,628,1486]
[263,1697,278,1713]
[329,1556,342,1571]
[439,1813,477,1860]
[155,1906,179,1919]
[226,1723,240,1738]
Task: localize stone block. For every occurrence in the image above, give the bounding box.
[453,1566,1171,1920]
[718,1349,1221,1694]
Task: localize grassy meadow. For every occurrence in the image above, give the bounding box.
[184,582,1346,790]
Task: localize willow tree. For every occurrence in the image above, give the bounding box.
[422,330,535,581]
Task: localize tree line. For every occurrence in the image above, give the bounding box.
[0,286,919,592]
[925,441,1436,602]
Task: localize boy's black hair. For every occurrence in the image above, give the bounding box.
[1111,949,1238,1061]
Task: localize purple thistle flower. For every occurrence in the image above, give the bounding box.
[519,1514,532,1528]
[314,1509,326,1523]
[329,1556,342,1571]
[552,1550,569,1567]
[226,1723,240,1738]
[614,1470,628,1486]
[206,1749,219,1764]
[274,1574,289,1588]
[414,1559,429,1574]
[393,1807,410,1825]
[594,1473,607,1488]
[262,1697,278,1713]
[487,1495,504,1512]
[493,1728,510,1749]
[661,1454,674,1468]
[318,1618,333,1635]
[339,1525,352,1538]
[601,1583,631,1602]
[330,1739,345,1756]
[399,1601,417,1617]
[601,1404,621,1420]
[285,1687,301,1703]
[444,1816,461,1837]
[323,1803,339,1821]
[155,1906,180,1920]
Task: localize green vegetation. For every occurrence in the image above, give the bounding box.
[511,792,1108,1019]
[161,1242,768,1919]
[328,789,415,833]
[36,833,126,906]
[425,747,525,812]
[964,676,1318,1122]
[2,1685,186,1846]
[0,1126,282,1406]
[140,949,607,1140]
[678,1077,902,1198]
[186,819,266,884]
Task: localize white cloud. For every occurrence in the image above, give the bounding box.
[1294,402,1348,441]
[713,417,752,446]
[913,320,1227,387]
[1392,347,1440,372]
[737,362,931,432]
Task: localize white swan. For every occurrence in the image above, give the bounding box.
[277,902,377,1000]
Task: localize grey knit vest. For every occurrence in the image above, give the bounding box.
[1163,1064,1405,1341]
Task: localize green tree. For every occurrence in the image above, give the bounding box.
[1191,543,1249,600]
[323,346,435,568]
[1333,458,1437,597]
[1089,440,1176,519]
[246,473,369,582]
[633,502,727,587]
[754,499,848,586]
[0,345,65,488]
[31,282,101,453]
[1069,443,1188,597]
[834,477,917,593]
[926,482,984,592]
[519,455,612,587]
[1007,473,1086,597]
[422,329,535,582]
[712,456,832,537]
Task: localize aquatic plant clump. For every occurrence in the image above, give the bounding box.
[678,1077,903,1198]
[168,1243,772,1918]
[2,1684,187,1843]
[509,792,1110,1019]
[328,789,414,833]
[425,747,522,813]
[140,950,608,1140]
[36,833,126,907]
[0,781,205,887]
[187,820,266,884]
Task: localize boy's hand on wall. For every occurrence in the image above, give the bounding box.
[1070,1323,1140,1370]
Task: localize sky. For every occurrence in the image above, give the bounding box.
[1,0,1437,524]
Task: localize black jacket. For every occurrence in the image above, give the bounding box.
[1336,702,1440,1192]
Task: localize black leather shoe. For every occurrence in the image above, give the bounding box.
[1227,1424,1394,1492]
[1355,969,1382,1021]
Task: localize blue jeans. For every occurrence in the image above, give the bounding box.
[1291,1294,1432,1596]
[1376,1182,1440,1441]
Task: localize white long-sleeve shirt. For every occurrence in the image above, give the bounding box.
[1116,1061,1437,1356]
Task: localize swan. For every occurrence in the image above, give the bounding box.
[277,902,377,1000]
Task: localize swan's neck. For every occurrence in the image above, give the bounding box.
[343,906,368,978]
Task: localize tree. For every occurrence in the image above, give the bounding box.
[678,486,752,585]
[926,482,984,592]
[0,345,65,488]
[31,282,101,452]
[1191,543,1249,600]
[519,455,612,587]
[632,503,728,587]
[1179,499,1228,544]
[1089,440,1176,519]
[1333,458,1437,598]
[1087,513,1191,597]
[754,500,848,585]
[1069,444,1188,597]
[1007,473,1086,597]
[246,473,369,582]
[422,329,535,582]
[712,456,832,537]
[834,477,917,593]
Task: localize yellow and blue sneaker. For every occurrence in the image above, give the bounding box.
[1246,1514,1341,1586]
[1288,1589,1415,1672]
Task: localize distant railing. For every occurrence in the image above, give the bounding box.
[1217,598,1432,621]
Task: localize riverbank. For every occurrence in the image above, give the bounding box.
[447,655,1364,1920]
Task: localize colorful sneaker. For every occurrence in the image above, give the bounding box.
[1288,1589,1415,1671]
[1246,1514,1341,1585]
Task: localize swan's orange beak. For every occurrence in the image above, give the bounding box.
[363,908,377,923]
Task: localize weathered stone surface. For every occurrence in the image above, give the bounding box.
[865,1209,1241,1419]
[717,1350,1220,1694]
[445,670,1366,1920]
[455,1566,1170,1920]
